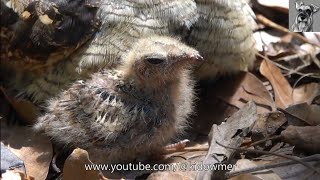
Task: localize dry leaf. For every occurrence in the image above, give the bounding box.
[293,83,320,104]
[271,157,320,180]
[63,148,101,180]
[260,59,293,109]
[251,112,287,148]
[197,102,257,180]
[285,103,320,125]
[9,99,38,124]
[193,72,274,134]
[213,72,275,112]
[281,125,320,154]
[0,87,39,124]
[230,159,281,180]
[148,170,196,180]
[1,122,52,180]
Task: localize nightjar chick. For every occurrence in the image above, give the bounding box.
[34,36,203,163]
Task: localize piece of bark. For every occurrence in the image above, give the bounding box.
[196,101,258,180]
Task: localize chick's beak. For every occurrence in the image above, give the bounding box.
[171,53,204,66]
[188,54,204,64]
[190,54,204,62]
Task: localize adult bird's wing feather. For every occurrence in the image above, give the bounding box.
[1,0,256,106]
[74,0,256,78]
[187,0,256,79]
[72,0,198,71]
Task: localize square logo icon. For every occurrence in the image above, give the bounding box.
[289,0,320,32]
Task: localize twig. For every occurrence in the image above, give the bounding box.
[244,135,282,148]
[257,53,320,79]
[216,141,320,175]
[256,14,320,48]
[291,73,315,95]
[226,154,320,178]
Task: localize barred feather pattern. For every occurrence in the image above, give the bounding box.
[2,0,256,106]
[73,0,198,70]
[73,0,256,78]
[187,0,256,79]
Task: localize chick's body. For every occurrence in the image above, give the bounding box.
[34,36,202,163]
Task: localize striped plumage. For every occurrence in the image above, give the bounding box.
[1,0,256,105]
[187,0,256,79]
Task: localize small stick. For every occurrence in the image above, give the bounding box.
[244,135,282,148]
[256,14,320,48]
[226,154,320,178]
[216,141,320,175]
[256,53,320,79]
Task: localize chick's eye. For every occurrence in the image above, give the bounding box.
[146,58,165,65]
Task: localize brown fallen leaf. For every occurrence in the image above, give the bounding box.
[281,125,320,154]
[229,159,281,180]
[147,170,197,180]
[229,155,320,180]
[213,72,275,112]
[293,83,320,105]
[260,59,293,109]
[0,87,39,124]
[1,121,52,180]
[271,158,320,180]
[251,112,287,148]
[285,103,320,126]
[9,99,39,124]
[63,148,101,180]
[193,72,274,134]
